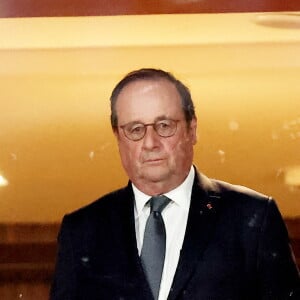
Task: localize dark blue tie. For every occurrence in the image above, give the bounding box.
[140,195,171,300]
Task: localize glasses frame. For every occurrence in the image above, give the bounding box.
[119,119,181,141]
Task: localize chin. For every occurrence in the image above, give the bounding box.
[141,168,171,183]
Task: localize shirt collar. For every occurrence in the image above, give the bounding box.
[132,166,195,217]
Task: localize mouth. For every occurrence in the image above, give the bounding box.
[144,158,164,164]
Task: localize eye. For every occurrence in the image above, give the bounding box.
[156,120,171,130]
[129,124,144,134]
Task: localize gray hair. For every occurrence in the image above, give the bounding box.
[110,68,196,128]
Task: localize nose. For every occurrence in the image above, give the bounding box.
[142,125,160,149]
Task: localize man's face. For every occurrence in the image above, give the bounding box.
[114,79,197,195]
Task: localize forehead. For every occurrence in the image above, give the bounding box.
[115,79,183,124]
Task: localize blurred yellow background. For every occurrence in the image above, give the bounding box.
[0,13,300,223]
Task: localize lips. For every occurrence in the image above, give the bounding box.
[143,158,164,163]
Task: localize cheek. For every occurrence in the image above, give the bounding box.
[163,139,184,160]
[119,142,141,166]
[166,135,193,161]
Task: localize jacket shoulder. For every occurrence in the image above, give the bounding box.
[212,179,271,202]
[207,178,278,226]
[62,185,132,224]
[196,172,274,218]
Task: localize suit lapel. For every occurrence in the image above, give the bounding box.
[116,183,154,299]
[168,171,221,300]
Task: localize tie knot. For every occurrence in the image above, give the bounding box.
[150,195,171,213]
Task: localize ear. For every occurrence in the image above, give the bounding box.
[189,117,197,145]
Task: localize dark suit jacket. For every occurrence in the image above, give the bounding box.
[50,171,300,300]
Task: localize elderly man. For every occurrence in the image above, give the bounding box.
[50,68,300,299]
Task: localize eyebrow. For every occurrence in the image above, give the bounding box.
[123,115,171,125]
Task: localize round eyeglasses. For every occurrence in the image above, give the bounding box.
[119,119,180,141]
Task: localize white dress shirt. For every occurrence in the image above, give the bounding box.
[132,166,195,300]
